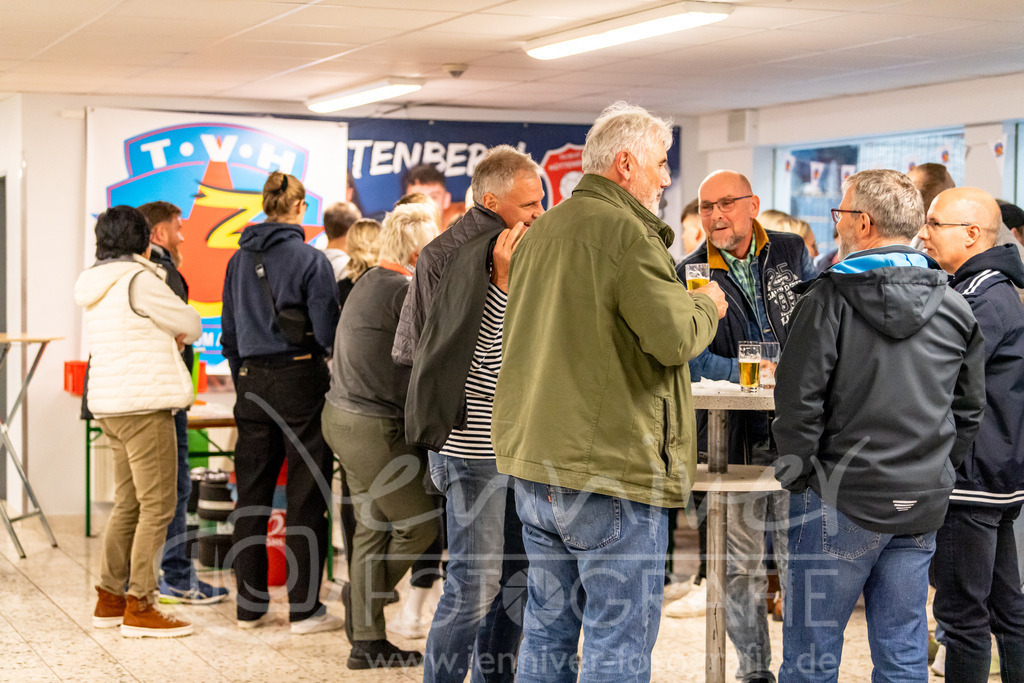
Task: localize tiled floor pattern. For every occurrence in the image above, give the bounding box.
[0,513,968,681]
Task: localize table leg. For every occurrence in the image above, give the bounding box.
[706,407,729,683]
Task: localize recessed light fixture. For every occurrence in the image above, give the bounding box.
[306,77,425,113]
[524,1,733,61]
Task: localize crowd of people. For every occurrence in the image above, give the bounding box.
[74,101,1024,682]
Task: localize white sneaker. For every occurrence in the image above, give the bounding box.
[931,644,945,677]
[291,610,344,635]
[663,579,692,604]
[664,581,706,618]
[388,610,427,639]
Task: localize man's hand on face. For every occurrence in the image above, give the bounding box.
[692,280,728,319]
[490,221,528,293]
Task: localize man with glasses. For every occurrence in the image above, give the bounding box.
[773,169,986,681]
[917,187,1024,682]
[676,171,815,683]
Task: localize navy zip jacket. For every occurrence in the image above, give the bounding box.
[678,223,815,464]
[221,221,339,381]
[949,243,1024,508]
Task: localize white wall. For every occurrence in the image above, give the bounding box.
[694,72,1024,204]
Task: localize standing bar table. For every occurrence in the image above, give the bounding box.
[691,383,779,683]
[0,335,61,558]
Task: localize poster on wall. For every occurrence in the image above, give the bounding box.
[343,119,594,220]
[85,108,349,375]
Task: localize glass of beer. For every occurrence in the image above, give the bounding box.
[760,341,780,390]
[738,342,761,393]
[685,263,710,291]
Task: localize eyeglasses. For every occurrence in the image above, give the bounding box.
[831,208,866,224]
[699,195,752,215]
[922,220,972,230]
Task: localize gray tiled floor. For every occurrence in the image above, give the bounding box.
[0,513,961,681]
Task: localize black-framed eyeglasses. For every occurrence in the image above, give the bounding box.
[922,220,972,230]
[831,208,866,224]
[699,195,752,215]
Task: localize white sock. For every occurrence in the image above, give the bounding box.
[401,586,431,620]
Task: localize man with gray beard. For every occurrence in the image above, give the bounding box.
[677,171,815,683]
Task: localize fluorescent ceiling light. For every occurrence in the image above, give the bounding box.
[306,77,424,113]
[525,2,733,60]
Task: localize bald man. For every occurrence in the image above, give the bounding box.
[918,187,1024,682]
[676,170,816,683]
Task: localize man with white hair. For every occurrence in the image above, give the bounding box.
[492,102,726,681]
[394,145,542,682]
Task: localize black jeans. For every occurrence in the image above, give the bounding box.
[934,503,1024,682]
[231,357,333,623]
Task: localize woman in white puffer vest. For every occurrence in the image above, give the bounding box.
[74,205,201,639]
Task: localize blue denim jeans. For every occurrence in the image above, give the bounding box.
[933,504,1024,682]
[726,489,789,682]
[160,409,193,587]
[780,489,935,683]
[513,479,668,683]
[424,453,526,683]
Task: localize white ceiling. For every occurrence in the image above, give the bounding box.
[2,0,1024,117]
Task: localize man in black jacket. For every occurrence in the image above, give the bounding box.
[918,186,1024,682]
[139,201,228,605]
[676,171,815,683]
[773,169,986,681]
[394,146,540,682]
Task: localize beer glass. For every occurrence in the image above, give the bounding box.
[760,341,780,390]
[738,342,761,393]
[684,263,710,291]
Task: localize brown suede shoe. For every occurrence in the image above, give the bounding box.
[120,594,193,638]
[93,585,126,628]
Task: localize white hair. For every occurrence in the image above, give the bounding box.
[378,203,438,266]
[843,169,924,241]
[582,101,673,174]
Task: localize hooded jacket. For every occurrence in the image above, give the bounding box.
[772,245,986,534]
[74,255,201,417]
[492,174,719,508]
[220,222,339,380]
[948,243,1024,507]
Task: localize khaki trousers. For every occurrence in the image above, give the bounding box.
[97,411,178,599]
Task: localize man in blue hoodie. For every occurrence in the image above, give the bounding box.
[772,169,986,682]
[917,186,1024,682]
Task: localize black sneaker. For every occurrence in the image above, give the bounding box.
[347,639,423,670]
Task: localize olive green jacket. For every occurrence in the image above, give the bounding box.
[492,174,719,507]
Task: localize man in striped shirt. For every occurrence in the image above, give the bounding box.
[394,145,544,682]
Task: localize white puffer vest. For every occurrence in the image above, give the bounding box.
[77,259,194,417]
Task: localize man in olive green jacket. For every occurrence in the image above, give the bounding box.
[492,102,725,682]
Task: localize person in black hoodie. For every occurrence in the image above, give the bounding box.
[221,171,341,634]
[917,186,1024,682]
[773,169,985,681]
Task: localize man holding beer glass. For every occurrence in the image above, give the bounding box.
[675,170,816,683]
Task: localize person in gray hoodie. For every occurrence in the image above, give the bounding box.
[772,169,986,682]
